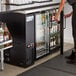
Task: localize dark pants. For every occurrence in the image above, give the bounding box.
[72,5,76,49]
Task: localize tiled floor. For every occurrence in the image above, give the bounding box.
[0,43,73,76]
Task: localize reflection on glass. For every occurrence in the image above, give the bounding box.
[35,13,49,58]
[36,13,46,50]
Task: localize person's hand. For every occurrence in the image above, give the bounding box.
[64,12,72,18]
[54,14,59,23]
[64,14,71,18]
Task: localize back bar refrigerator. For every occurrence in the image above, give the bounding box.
[0,8,64,67]
[0,12,35,67]
[35,8,63,59]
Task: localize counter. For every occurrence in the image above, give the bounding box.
[2,1,60,14]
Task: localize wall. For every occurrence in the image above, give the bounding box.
[53,0,60,2]
[0,0,6,11]
[0,0,1,11]
[64,3,73,44]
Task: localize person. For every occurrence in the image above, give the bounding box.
[54,0,76,63]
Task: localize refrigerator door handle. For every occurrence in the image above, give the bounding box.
[63,17,66,29]
[50,15,52,28]
[58,21,61,24]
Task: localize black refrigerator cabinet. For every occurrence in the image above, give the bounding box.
[0,12,35,67]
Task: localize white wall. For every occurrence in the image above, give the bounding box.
[53,0,60,2]
[0,0,1,12]
[64,3,73,44]
[0,0,6,11]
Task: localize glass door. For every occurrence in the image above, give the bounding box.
[49,9,60,50]
[35,12,49,58]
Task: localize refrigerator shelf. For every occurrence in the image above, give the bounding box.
[36,49,49,59]
[50,31,60,37]
[36,45,46,51]
[50,44,60,50]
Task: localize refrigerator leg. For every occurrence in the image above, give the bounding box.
[1,49,4,70]
[60,11,64,55]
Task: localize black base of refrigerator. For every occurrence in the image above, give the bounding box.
[4,44,34,68]
[0,12,35,67]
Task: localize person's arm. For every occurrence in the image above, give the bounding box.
[55,0,65,22]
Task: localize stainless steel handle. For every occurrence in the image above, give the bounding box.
[64,17,66,29]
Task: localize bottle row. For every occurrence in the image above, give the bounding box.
[40,9,59,25]
[0,22,12,43]
[50,24,60,34]
[50,34,60,47]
